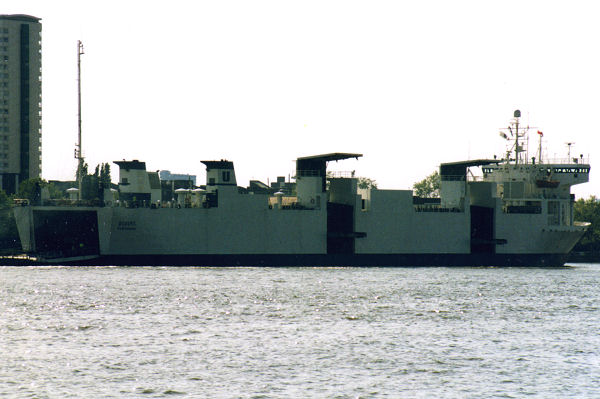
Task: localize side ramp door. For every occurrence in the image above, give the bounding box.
[33,210,100,257]
[327,203,355,254]
[470,205,495,254]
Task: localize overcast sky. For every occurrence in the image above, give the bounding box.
[5,0,599,197]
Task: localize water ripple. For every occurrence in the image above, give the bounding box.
[1,265,599,398]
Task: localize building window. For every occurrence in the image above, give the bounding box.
[222,171,230,182]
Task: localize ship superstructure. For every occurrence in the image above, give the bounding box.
[12,111,590,266]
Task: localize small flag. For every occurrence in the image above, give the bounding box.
[537,131,543,136]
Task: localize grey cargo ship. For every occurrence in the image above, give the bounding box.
[13,111,590,266]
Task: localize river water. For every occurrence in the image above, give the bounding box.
[1,265,599,398]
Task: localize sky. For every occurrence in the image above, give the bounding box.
[5,0,600,198]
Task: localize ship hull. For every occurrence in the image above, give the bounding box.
[12,203,584,268]
[31,252,571,267]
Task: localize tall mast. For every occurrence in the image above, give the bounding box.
[500,111,536,165]
[76,40,84,199]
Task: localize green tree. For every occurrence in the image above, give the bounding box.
[17,177,45,203]
[326,172,378,190]
[81,163,98,200]
[80,162,112,201]
[17,178,67,202]
[357,177,378,190]
[100,163,111,189]
[0,189,20,252]
[573,196,600,251]
[413,170,441,198]
[47,183,65,199]
[0,189,10,209]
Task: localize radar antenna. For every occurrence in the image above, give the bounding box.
[566,142,575,162]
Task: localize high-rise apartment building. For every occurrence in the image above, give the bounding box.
[0,14,41,195]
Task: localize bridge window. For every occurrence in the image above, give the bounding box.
[553,167,590,174]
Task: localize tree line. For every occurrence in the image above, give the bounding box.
[7,162,112,203]
[573,196,600,252]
